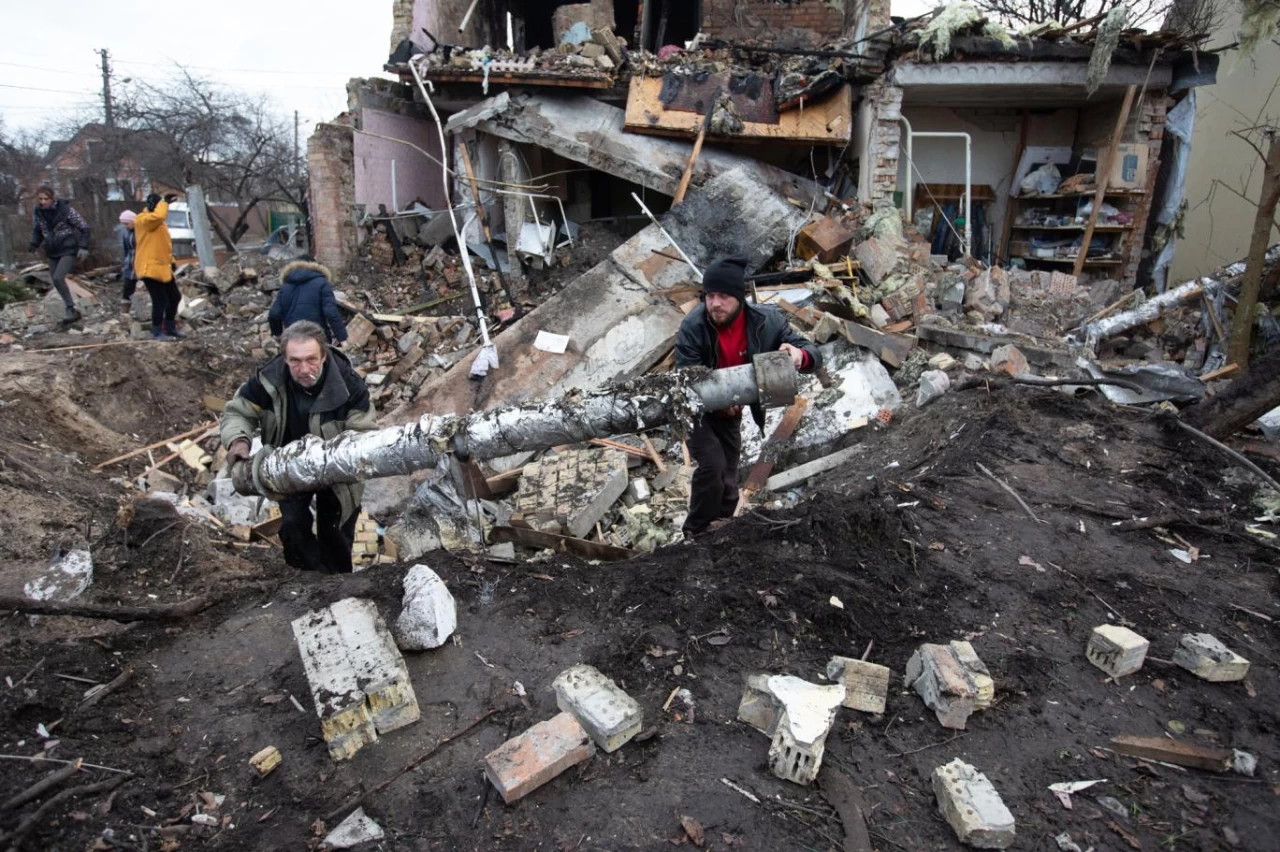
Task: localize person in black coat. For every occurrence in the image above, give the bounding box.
[268,257,348,345]
[29,186,91,323]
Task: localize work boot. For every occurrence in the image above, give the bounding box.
[62,305,82,324]
[164,321,186,340]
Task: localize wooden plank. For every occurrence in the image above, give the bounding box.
[819,765,874,852]
[777,298,823,327]
[1201,363,1239,381]
[485,468,523,497]
[1074,85,1136,277]
[202,394,226,413]
[884,320,914,334]
[589,438,651,458]
[736,397,809,515]
[1109,735,1232,772]
[841,321,914,369]
[624,76,852,145]
[643,437,667,474]
[489,526,639,562]
[92,422,220,472]
[999,109,1029,265]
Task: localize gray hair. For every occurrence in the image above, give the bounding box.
[279,320,328,353]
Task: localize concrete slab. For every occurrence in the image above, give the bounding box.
[409,167,809,419]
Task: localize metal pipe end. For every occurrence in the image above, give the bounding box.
[753,351,800,408]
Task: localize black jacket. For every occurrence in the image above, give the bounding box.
[30,200,91,259]
[675,301,822,428]
[269,260,347,342]
[121,229,137,283]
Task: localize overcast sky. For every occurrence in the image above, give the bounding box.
[1,1,934,138]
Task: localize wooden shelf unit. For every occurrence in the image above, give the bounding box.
[1005,188,1140,273]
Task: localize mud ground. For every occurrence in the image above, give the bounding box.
[0,345,1277,851]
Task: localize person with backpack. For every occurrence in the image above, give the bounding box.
[134,192,185,340]
[268,256,348,345]
[28,186,91,324]
[119,209,138,313]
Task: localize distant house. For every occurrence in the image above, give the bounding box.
[29,123,157,216]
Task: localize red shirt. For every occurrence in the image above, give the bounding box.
[715,309,749,368]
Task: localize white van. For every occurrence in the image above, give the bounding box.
[165,201,197,260]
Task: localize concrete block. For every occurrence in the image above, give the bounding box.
[23,548,92,606]
[869,303,891,328]
[856,235,904,285]
[393,564,457,651]
[932,758,1016,849]
[322,807,384,849]
[826,657,889,714]
[905,643,978,729]
[1173,633,1250,682]
[345,314,375,350]
[1086,624,1149,678]
[950,641,994,710]
[553,664,642,753]
[737,673,781,734]
[484,711,595,803]
[627,478,651,503]
[928,352,958,371]
[385,520,441,561]
[990,344,1029,377]
[916,369,951,408]
[292,597,420,761]
[765,675,845,785]
[328,598,420,735]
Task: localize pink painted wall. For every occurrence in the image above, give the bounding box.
[354,109,448,214]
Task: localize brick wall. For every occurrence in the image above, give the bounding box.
[1121,95,1169,285]
[863,81,903,203]
[701,0,848,45]
[308,123,358,272]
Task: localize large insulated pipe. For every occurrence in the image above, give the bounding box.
[230,352,799,500]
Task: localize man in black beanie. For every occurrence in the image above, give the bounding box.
[674,256,822,538]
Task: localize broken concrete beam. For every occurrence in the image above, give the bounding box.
[1086,624,1149,678]
[322,807,384,849]
[249,746,281,777]
[441,93,825,207]
[737,673,781,735]
[553,664,642,753]
[826,657,890,714]
[905,641,991,729]
[23,548,93,608]
[292,597,420,760]
[765,445,866,492]
[1173,633,1250,682]
[797,217,857,264]
[916,324,1076,370]
[932,759,1016,849]
[484,711,595,803]
[393,565,457,651]
[765,675,845,785]
[409,166,808,421]
[1109,734,1233,772]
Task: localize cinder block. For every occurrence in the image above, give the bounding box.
[826,657,890,714]
[553,664,642,753]
[764,676,845,785]
[932,759,1016,849]
[292,597,420,761]
[1086,624,1149,678]
[484,712,595,803]
[1173,633,1250,682]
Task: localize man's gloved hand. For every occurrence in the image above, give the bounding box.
[145,193,162,211]
[77,248,89,261]
[227,439,252,463]
[163,193,179,204]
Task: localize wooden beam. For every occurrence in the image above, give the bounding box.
[589,438,652,458]
[1108,735,1232,772]
[674,88,718,204]
[1074,85,1136,277]
[489,526,639,561]
[999,110,1030,265]
[736,397,808,515]
[841,321,914,369]
[1201,363,1239,381]
[92,422,220,472]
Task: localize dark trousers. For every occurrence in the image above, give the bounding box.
[51,255,76,308]
[279,489,357,574]
[142,277,180,330]
[684,412,743,536]
[122,277,137,301]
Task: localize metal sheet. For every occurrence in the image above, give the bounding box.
[658,71,780,124]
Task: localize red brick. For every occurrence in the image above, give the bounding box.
[484,712,595,803]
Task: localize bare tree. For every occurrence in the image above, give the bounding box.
[111,68,305,251]
[0,119,49,209]
[975,0,1173,29]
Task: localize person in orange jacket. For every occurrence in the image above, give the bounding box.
[134,192,185,340]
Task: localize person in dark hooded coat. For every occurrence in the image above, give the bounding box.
[268,257,348,345]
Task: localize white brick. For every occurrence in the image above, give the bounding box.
[329,598,420,735]
[1173,633,1250,682]
[393,564,457,651]
[826,657,890,714]
[553,664,642,753]
[1086,624,1149,677]
[932,759,1016,849]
